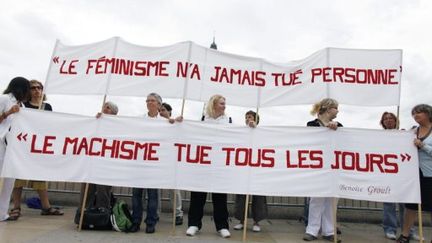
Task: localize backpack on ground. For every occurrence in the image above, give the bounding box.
[74,191,116,230]
[74,206,112,230]
[110,200,133,232]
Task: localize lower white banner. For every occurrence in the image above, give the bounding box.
[1,109,420,203]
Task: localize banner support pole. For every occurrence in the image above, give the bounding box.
[333,198,338,243]
[418,204,423,243]
[242,194,250,242]
[78,95,108,231]
[173,41,193,234]
[78,183,89,231]
[242,106,259,242]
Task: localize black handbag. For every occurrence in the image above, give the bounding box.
[74,206,112,230]
[74,188,116,230]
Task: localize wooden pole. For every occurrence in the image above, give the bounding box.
[0,179,3,205]
[396,106,400,129]
[242,107,260,242]
[171,190,177,234]
[78,183,89,231]
[170,93,188,235]
[418,204,423,243]
[78,95,107,231]
[333,198,338,243]
[242,194,250,242]
[172,41,193,233]
[172,77,188,234]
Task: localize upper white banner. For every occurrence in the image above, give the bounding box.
[1,109,419,203]
[45,37,402,107]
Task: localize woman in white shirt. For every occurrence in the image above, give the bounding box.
[0,77,30,221]
[186,94,231,238]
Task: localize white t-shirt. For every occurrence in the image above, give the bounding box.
[143,112,166,121]
[0,94,18,138]
[203,114,230,124]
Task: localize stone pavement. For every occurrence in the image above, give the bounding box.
[0,206,430,243]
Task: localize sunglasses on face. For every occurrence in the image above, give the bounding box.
[30,86,42,90]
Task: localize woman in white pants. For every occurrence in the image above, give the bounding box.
[303,98,342,242]
[0,77,30,221]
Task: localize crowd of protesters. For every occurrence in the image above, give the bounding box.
[0,76,431,243]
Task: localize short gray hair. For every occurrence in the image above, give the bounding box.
[147,92,162,105]
[412,104,432,122]
[104,101,118,115]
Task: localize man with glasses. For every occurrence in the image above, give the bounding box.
[130,93,163,234]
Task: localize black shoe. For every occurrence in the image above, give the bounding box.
[129,223,140,233]
[146,224,156,234]
[322,235,341,243]
[175,216,183,226]
[396,234,410,243]
[337,227,342,235]
[303,233,317,241]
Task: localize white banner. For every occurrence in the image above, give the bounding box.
[1,110,419,203]
[45,37,402,107]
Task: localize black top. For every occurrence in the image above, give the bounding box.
[307,118,343,127]
[24,101,52,111]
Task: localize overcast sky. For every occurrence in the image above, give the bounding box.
[1,0,431,129]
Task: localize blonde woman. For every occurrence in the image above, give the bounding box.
[303,98,342,242]
[186,94,231,238]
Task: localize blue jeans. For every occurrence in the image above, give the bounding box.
[383,203,415,235]
[132,188,158,226]
[303,197,310,226]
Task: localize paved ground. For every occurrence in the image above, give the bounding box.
[0,206,430,243]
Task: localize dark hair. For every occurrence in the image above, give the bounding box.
[412,104,432,122]
[380,112,398,129]
[3,77,30,102]
[161,103,172,112]
[245,110,260,124]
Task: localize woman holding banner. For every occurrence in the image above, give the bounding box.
[77,101,119,212]
[380,112,418,240]
[233,110,268,232]
[11,80,64,218]
[186,94,231,238]
[397,104,432,243]
[303,98,342,242]
[0,77,30,221]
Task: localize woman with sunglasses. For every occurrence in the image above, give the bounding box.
[10,80,63,219]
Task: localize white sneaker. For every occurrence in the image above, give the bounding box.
[410,233,424,241]
[385,232,396,240]
[186,226,199,236]
[218,228,231,238]
[233,223,243,230]
[252,224,261,232]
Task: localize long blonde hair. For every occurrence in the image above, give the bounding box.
[310,98,338,116]
[205,94,225,118]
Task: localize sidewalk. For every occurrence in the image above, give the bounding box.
[0,206,430,243]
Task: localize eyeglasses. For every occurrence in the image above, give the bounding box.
[30,86,42,90]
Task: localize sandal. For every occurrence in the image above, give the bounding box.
[7,208,21,220]
[396,234,410,243]
[41,207,64,216]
